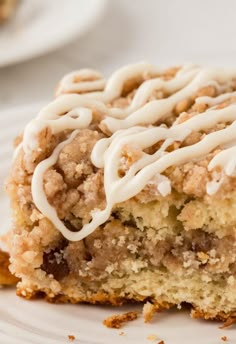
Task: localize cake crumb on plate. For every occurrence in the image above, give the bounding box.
[147,334,158,341]
[219,317,236,329]
[68,335,75,341]
[103,311,138,328]
[143,301,156,322]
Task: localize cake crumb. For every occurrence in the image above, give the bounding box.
[221,336,228,341]
[0,250,19,285]
[219,317,236,329]
[68,335,75,341]
[119,331,125,336]
[227,275,235,286]
[177,303,182,310]
[103,311,138,329]
[158,341,165,344]
[147,334,157,341]
[143,301,156,322]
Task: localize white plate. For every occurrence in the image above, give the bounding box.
[0,0,107,67]
[0,104,234,344]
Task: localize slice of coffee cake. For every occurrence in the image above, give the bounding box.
[6,62,236,320]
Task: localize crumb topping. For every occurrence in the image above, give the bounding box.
[12,63,236,241]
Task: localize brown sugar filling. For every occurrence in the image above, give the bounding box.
[40,214,236,284]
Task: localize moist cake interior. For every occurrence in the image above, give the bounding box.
[6,63,236,321]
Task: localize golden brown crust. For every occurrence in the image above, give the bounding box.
[191,308,236,325]
[16,287,149,305]
[103,311,139,329]
[15,284,174,312]
[16,285,236,324]
[0,250,19,285]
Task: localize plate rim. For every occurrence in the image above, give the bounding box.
[0,0,108,68]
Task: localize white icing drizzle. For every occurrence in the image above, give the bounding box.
[92,62,170,103]
[20,62,236,241]
[206,174,225,195]
[13,142,23,160]
[22,95,120,155]
[196,91,236,106]
[31,130,80,236]
[57,62,178,104]
[56,69,106,96]
[148,174,172,197]
[208,146,236,176]
[92,121,236,204]
[127,66,200,112]
[102,68,236,133]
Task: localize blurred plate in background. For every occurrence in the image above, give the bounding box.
[0,0,107,67]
